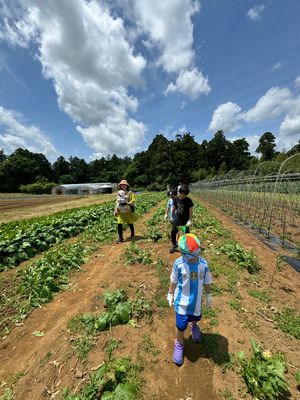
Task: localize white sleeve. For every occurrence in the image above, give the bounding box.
[204,268,212,284]
[170,263,178,284]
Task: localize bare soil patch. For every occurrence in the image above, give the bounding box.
[0,196,299,400]
[0,194,115,224]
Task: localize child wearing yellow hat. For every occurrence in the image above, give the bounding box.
[167,233,212,366]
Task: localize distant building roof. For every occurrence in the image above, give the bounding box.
[56,182,112,189]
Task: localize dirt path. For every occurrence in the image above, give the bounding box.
[0,197,299,399]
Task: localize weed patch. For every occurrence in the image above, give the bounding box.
[63,357,141,400]
[248,289,272,303]
[237,339,289,400]
[125,244,152,265]
[275,307,300,340]
[218,242,259,274]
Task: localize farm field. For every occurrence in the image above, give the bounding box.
[0,194,299,400]
[0,194,116,224]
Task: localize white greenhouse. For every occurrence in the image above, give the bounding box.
[51,182,115,195]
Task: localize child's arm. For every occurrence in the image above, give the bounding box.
[186,206,193,226]
[167,282,177,307]
[204,284,212,306]
[169,281,176,294]
[170,205,176,222]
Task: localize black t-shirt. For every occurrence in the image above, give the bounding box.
[173,196,194,225]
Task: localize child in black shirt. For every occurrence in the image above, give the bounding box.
[169,185,194,253]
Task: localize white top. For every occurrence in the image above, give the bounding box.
[171,256,212,316]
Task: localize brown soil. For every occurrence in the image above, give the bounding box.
[0,197,299,400]
[0,194,116,224]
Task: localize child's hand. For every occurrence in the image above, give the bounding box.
[186,219,192,227]
[167,292,174,307]
[206,293,212,307]
[164,214,168,221]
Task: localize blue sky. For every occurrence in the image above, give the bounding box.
[0,0,299,163]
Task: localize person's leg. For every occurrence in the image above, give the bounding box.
[170,223,179,252]
[185,226,190,234]
[188,315,202,343]
[116,224,124,243]
[128,224,135,239]
[173,313,187,365]
[176,327,184,343]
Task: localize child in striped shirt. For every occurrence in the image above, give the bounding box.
[167,233,212,366]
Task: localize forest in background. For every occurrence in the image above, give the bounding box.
[0,130,299,193]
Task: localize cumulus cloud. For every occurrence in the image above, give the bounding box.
[208,86,300,152]
[0,0,146,157]
[130,0,210,100]
[132,0,200,73]
[295,76,300,88]
[229,134,260,155]
[208,102,243,132]
[244,87,294,123]
[165,68,211,100]
[159,125,187,140]
[247,4,265,21]
[0,106,58,160]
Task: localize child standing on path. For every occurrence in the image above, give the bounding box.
[164,188,177,223]
[167,233,212,366]
[114,179,137,243]
[169,185,194,253]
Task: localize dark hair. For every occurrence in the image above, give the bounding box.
[169,187,177,195]
[178,185,189,195]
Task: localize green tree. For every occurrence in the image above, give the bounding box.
[286,139,300,156]
[147,134,172,184]
[68,156,89,183]
[0,148,53,192]
[256,132,276,161]
[169,133,201,184]
[206,130,229,171]
[53,156,70,181]
[0,149,7,163]
[124,151,149,185]
[229,138,252,170]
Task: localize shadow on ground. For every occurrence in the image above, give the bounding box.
[185,332,230,365]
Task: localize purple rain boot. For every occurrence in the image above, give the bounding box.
[173,340,184,366]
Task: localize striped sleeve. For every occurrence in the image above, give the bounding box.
[170,259,179,284]
[204,267,212,284]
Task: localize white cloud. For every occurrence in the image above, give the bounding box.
[208,85,300,152]
[271,62,282,70]
[247,4,265,21]
[229,134,260,155]
[0,106,58,160]
[159,125,187,140]
[295,76,300,88]
[165,68,211,100]
[130,0,209,100]
[244,87,294,123]
[279,114,300,138]
[208,102,243,132]
[133,0,200,73]
[0,0,147,157]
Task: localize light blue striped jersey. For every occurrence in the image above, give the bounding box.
[167,198,173,219]
[170,256,212,316]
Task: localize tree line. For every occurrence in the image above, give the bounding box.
[0,131,299,193]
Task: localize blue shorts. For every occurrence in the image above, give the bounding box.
[176,313,201,331]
